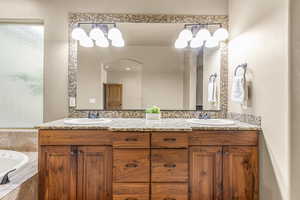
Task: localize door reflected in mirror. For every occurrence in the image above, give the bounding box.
[76,23,221,111]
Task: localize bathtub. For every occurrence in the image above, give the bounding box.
[0,150,28,184]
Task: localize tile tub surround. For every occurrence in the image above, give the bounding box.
[36,118,260,131]
[0,130,38,152]
[0,152,38,200]
[68,13,228,118]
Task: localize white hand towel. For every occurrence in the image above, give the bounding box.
[231,75,245,104]
[208,79,217,103]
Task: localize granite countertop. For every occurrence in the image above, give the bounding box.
[36,118,260,131]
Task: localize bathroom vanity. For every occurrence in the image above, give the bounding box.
[37,119,259,200]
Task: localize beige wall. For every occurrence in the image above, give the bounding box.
[290,0,300,199]
[228,0,290,199]
[77,46,104,109]
[0,0,228,121]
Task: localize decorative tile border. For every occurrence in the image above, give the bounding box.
[227,112,261,126]
[68,13,228,118]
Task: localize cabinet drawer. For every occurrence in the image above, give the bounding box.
[151,183,188,200]
[113,183,149,200]
[113,133,150,148]
[151,133,188,148]
[113,149,150,182]
[189,131,258,146]
[151,149,188,182]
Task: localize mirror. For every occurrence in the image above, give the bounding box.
[76,23,222,111]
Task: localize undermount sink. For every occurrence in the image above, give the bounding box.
[64,118,111,125]
[186,119,235,126]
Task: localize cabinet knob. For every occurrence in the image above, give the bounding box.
[125,198,137,200]
[164,163,176,168]
[163,138,177,142]
[125,138,138,142]
[125,163,138,168]
[70,150,78,156]
[164,198,176,200]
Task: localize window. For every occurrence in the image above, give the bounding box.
[0,23,44,128]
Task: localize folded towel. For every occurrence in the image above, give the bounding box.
[208,78,217,103]
[231,68,246,104]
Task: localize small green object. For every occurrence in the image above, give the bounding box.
[145,106,161,114]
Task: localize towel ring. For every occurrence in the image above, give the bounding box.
[234,63,247,76]
[209,73,217,81]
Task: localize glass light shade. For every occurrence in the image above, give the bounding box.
[213,28,229,41]
[71,27,87,40]
[79,37,94,48]
[175,39,188,49]
[112,37,125,47]
[205,37,219,48]
[95,37,109,48]
[89,27,105,41]
[196,28,211,41]
[108,27,122,40]
[178,29,193,41]
[190,38,204,48]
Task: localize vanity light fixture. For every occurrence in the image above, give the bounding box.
[112,38,125,47]
[196,28,211,41]
[175,23,228,49]
[89,26,105,41]
[205,37,219,48]
[72,23,125,48]
[190,37,204,48]
[79,37,94,48]
[178,29,193,42]
[108,27,122,40]
[174,38,188,49]
[71,27,87,41]
[213,27,229,41]
[95,37,109,48]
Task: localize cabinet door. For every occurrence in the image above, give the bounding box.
[223,146,258,200]
[39,146,76,200]
[189,146,223,200]
[77,146,112,200]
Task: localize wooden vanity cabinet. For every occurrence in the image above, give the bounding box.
[189,131,259,200]
[39,130,259,200]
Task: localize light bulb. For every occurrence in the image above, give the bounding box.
[71,27,87,40]
[112,37,125,47]
[89,27,105,41]
[175,39,188,49]
[96,37,109,48]
[213,28,229,41]
[108,27,122,40]
[190,37,204,48]
[178,29,193,41]
[196,28,211,41]
[205,37,219,48]
[79,37,94,48]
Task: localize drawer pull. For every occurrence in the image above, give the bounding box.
[163,138,177,142]
[125,138,138,142]
[125,198,138,200]
[164,163,176,168]
[125,163,138,168]
[164,198,176,200]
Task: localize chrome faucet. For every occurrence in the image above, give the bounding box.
[199,113,210,119]
[88,111,99,119]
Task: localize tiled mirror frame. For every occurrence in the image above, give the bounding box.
[68,13,228,118]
